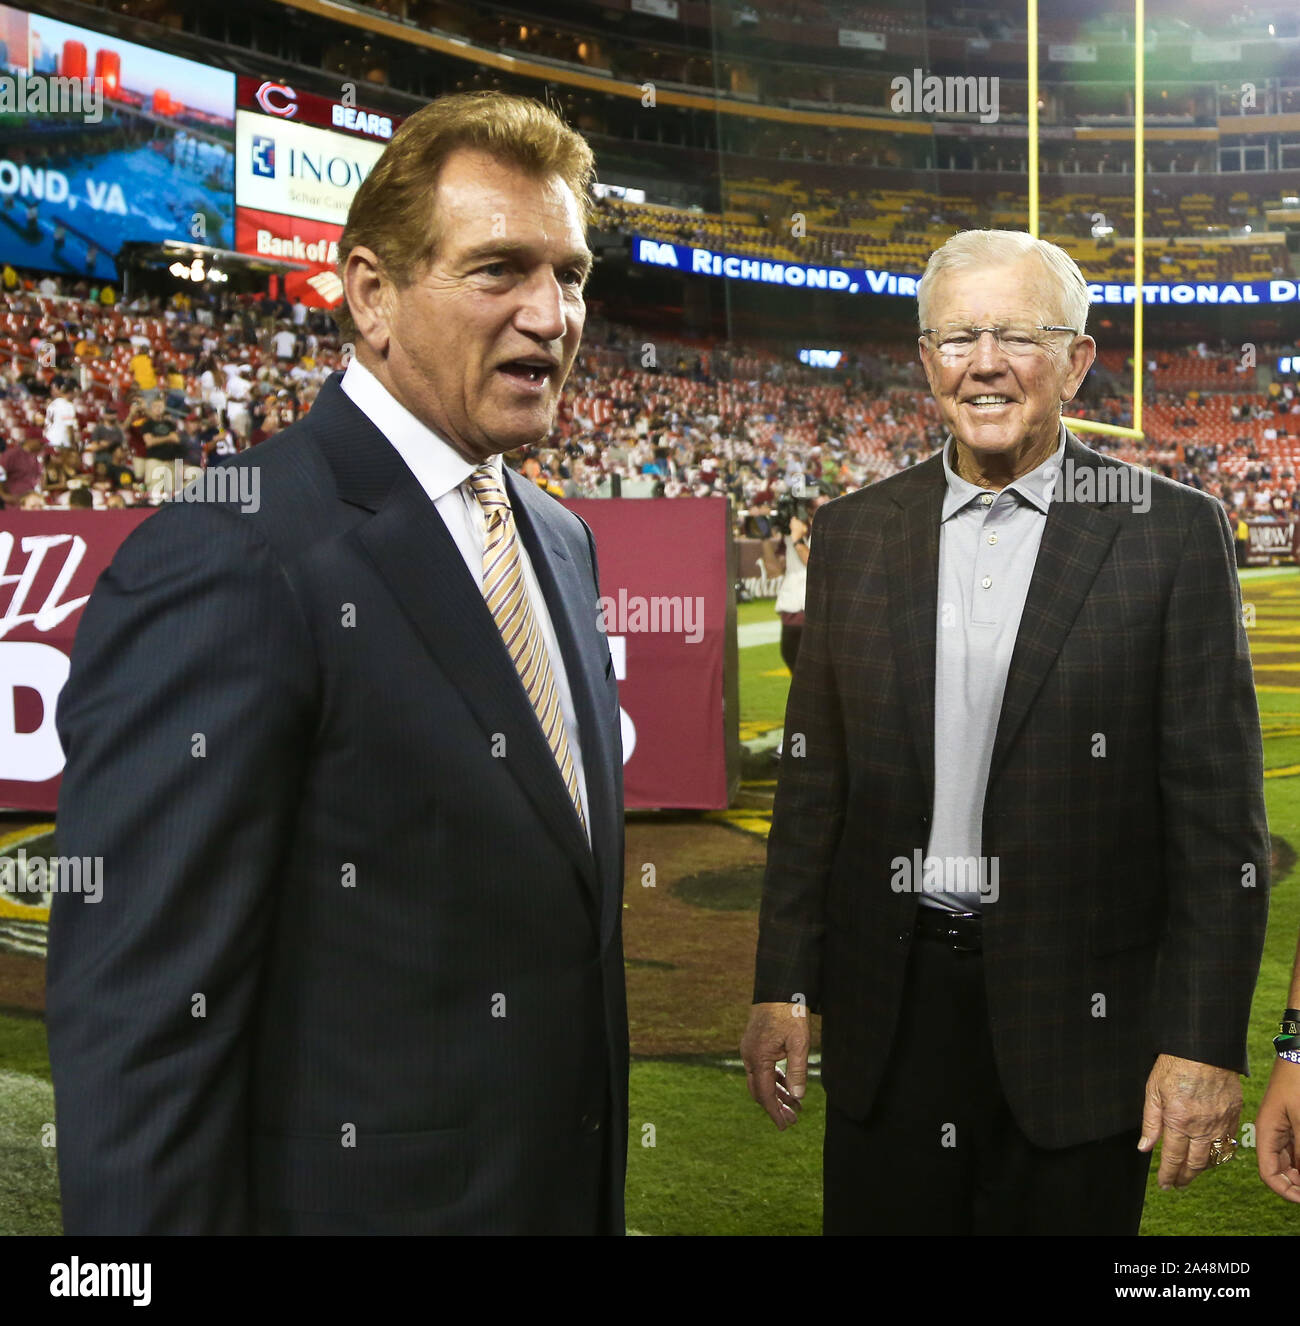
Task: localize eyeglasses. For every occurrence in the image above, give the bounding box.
[921,324,1079,360]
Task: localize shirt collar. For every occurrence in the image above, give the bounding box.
[339,356,500,503]
[941,421,1067,521]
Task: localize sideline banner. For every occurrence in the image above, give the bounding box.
[1246,517,1295,566]
[0,511,152,811]
[1,501,739,812]
[561,497,738,809]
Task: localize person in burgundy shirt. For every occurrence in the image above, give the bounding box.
[0,434,43,505]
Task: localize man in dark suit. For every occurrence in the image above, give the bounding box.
[742,229,1269,1234]
[47,91,628,1235]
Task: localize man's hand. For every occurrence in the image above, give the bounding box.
[1256,1059,1300,1202]
[741,1001,810,1130]
[1139,1053,1242,1189]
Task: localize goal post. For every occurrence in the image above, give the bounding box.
[1027,0,1145,441]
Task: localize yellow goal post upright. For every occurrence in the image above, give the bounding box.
[1027,0,1145,442]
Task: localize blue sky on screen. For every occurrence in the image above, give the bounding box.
[18,7,234,124]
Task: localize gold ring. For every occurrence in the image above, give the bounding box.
[1208,1137,1238,1167]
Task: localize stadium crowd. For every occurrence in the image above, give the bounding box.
[2,266,1299,550]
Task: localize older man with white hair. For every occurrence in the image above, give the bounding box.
[742,228,1269,1234]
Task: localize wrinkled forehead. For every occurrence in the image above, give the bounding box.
[926,258,1064,328]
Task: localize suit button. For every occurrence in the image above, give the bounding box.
[579,1113,602,1134]
[897,930,911,944]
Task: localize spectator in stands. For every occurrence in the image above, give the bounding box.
[89,415,125,458]
[90,458,116,494]
[272,322,297,363]
[140,397,183,462]
[224,362,253,438]
[163,363,188,414]
[66,485,93,509]
[41,447,84,498]
[43,382,78,450]
[129,344,158,396]
[0,433,43,505]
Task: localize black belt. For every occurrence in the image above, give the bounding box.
[914,907,982,951]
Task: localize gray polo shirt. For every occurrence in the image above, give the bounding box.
[920,423,1066,912]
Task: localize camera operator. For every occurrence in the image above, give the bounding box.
[769,492,829,675]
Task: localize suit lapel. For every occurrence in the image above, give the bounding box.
[987,434,1120,784]
[885,458,945,814]
[308,374,600,901]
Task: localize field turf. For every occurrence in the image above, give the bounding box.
[2,577,1298,1234]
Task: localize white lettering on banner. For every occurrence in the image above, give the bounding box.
[607,635,636,764]
[0,531,88,779]
[632,238,1296,305]
[0,163,124,213]
[253,228,339,265]
[1249,523,1293,550]
[0,533,90,638]
[331,104,393,139]
[0,642,68,780]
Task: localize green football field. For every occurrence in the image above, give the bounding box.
[2,575,1299,1235]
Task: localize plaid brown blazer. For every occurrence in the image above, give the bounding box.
[754,431,1270,1147]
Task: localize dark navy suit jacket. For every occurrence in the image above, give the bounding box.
[48,372,628,1233]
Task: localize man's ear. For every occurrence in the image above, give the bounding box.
[1061,334,1098,403]
[342,246,394,358]
[918,336,940,395]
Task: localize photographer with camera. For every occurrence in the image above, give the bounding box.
[768,490,829,676]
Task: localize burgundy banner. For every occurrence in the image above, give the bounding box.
[562,497,737,809]
[0,511,154,811]
[2,500,738,812]
[1246,517,1295,566]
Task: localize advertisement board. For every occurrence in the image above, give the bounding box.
[234,83,401,308]
[1,500,739,812]
[234,109,385,230]
[0,3,234,278]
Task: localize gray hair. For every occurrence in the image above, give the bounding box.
[916,229,1091,334]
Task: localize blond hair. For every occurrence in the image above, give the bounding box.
[334,91,595,341]
[917,229,1091,334]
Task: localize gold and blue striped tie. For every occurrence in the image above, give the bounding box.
[467,463,586,833]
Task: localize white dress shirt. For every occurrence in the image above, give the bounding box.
[340,357,591,841]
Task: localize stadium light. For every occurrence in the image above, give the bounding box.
[1028,0,1145,443]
